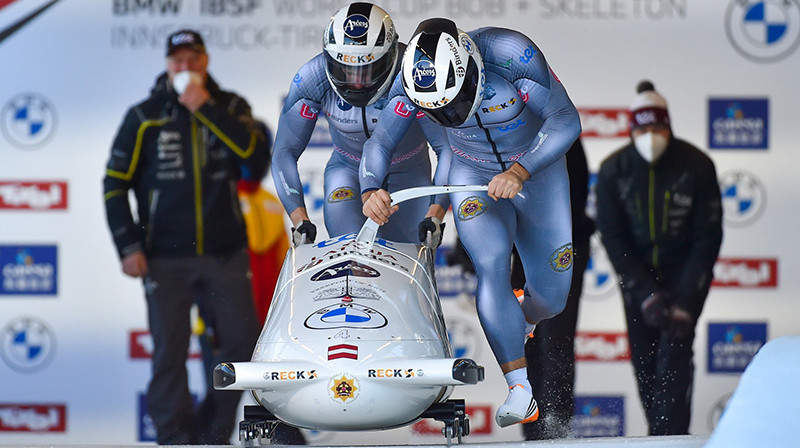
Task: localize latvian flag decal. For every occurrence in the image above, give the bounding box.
[328,344,358,360]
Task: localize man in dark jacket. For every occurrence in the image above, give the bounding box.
[103,30,269,444]
[595,81,723,435]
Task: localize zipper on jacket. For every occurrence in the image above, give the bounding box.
[361,107,371,139]
[648,166,658,267]
[475,114,506,171]
[191,116,204,255]
[662,190,671,233]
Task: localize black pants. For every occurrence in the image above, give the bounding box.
[522,237,589,440]
[624,301,696,435]
[144,251,259,445]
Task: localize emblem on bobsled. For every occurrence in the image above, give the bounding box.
[311,260,380,281]
[305,303,388,329]
[329,373,360,403]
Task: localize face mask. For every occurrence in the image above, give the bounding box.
[633,132,669,163]
[172,71,202,95]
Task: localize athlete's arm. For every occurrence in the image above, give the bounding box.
[271,62,326,225]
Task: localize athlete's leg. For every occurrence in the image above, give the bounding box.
[448,162,526,366]
[323,158,364,238]
[515,157,573,324]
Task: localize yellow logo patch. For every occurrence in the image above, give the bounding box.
[550,243,573,272]
[457,196,488,221]
[328,187,356,203]
[329,374,359,403]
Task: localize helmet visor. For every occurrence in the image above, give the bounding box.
[420,57,480,127]
[324,46,397,106]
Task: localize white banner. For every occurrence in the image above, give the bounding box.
[1,0,797,443]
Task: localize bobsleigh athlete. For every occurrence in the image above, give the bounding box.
[361,19,581,427]
[271,2,450,246]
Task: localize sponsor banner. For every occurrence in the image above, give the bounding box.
[712,258,778,288]
[578,108,629,138]
[1,92,58,149]
[708,98,768,149]
[0,244,57,296]
[707,322,767,374]
[0,181,67,210]
[719,170,766,227]
[412,405,492,435]
[0,403,66,433]
[575,332,630,362]
[582,234,617,300]
[1,316,56,373]
[129,330,202,360]
[724,0,800,63]
[572,396,625,437]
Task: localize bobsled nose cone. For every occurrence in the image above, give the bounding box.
[213,362,236,389]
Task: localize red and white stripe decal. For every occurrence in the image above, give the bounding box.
[327,344,358,360]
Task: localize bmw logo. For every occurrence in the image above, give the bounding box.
[583,234,617,300]
[2,316,56,372]
[1,93,57,149]
[720,170,766,227]
[460,35,473,54]
[725,0,800,62]
[412,59,437,88]
[343,14,369,38]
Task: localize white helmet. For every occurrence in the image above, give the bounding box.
[323,2,398,107]
[401,19,484,127]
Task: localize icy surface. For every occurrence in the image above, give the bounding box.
[704,336,800,448]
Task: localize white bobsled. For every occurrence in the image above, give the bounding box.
[214,186,488,444]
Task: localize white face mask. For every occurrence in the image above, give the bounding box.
[633,132,669,163]
[172,71,203,95]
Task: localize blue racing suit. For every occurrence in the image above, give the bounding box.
[361,28,581,365]
[271,52,450,242]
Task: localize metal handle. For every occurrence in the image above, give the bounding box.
[355,185,490,248]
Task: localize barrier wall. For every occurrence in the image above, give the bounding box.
[1,0,797,444]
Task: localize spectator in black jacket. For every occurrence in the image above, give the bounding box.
[595,81,723,435]
[103,30,269,445]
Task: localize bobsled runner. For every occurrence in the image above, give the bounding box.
[214,186,488,445]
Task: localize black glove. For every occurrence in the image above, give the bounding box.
[291,220,317,246]
[667,305,694,339]
[640,291,671,329]
[418,217,446,249]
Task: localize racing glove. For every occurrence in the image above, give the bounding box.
[291,220,317,246]
[667,305,694,339]
[640,290,671,329]
[418,217,446,249]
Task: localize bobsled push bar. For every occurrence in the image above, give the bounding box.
[355,185,490,250]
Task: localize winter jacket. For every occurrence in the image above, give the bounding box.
[595,137,723,315]
[104,72,269,258]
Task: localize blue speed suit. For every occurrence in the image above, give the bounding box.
[361,28,581,366]
[271,52,450,242]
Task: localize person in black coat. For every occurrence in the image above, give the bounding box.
[594,81,723,435]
